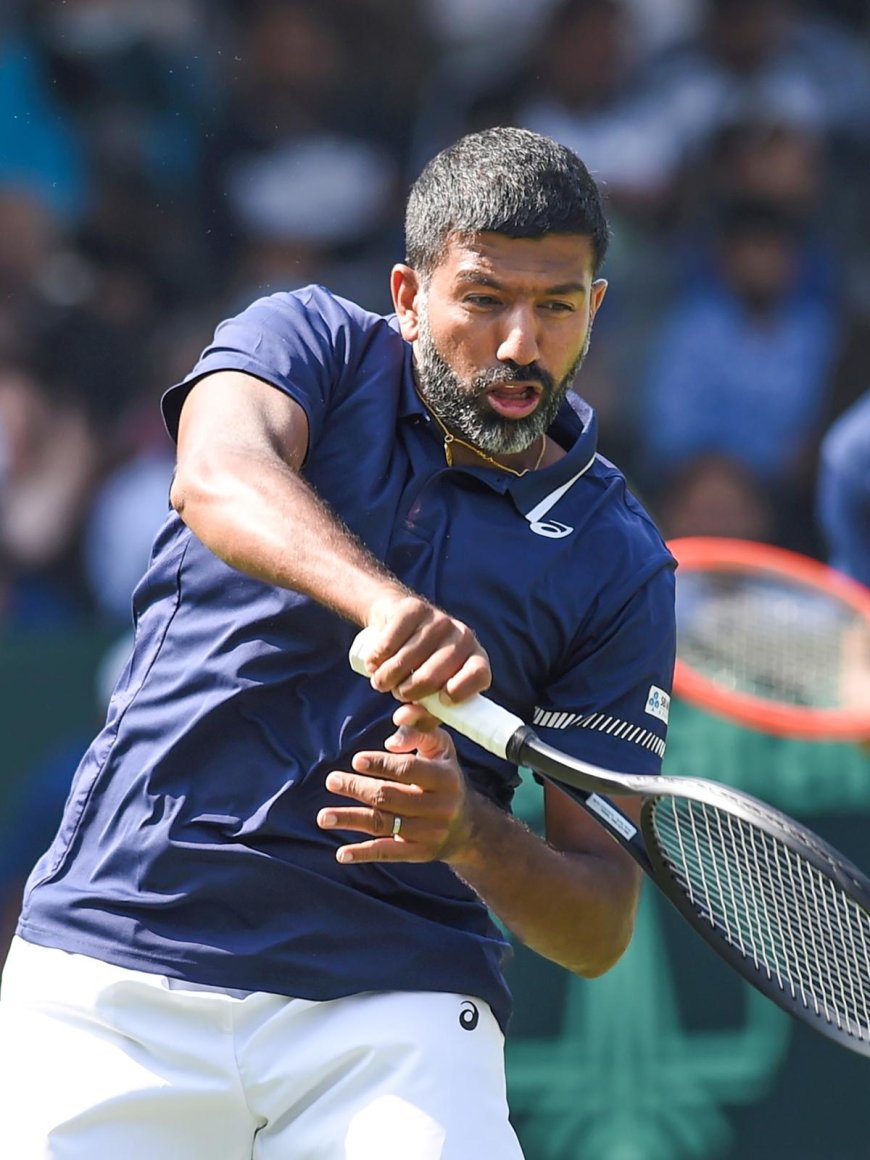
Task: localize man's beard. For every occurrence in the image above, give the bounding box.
[414,307,589,456]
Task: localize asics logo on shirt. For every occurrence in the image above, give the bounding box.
[459,1001,480,1031]
[528,519,573,539]
[523,457,595,539]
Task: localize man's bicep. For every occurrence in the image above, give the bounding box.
[176,370,311,474]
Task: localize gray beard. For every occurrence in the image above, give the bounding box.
[414,307,589,456]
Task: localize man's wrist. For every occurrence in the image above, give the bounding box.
[444,788,502,874]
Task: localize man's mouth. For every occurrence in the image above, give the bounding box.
[485,382,543,418]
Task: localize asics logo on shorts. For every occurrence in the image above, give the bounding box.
[459,1000,479,1031]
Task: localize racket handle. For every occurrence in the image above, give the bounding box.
[348,628,524,759]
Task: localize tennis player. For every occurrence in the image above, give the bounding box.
[0,128,676,1158]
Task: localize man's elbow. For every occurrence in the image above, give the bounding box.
[170,456,224,526]
[573,921,636,979]
[169,470,187,518]
[568,882,641,979]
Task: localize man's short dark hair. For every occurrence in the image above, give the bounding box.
[405,127,610,278]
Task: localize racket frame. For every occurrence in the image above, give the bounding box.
[509,728,870,1054]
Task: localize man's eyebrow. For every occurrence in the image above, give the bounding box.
[543,281,587,296]
[454,271,504,289]
[453,271,587,295]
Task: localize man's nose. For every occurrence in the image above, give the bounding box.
[496,306,540,367]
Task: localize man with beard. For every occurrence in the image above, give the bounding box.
[0,128,675,1158]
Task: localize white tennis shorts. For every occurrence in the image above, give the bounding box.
[0,937,523,1159]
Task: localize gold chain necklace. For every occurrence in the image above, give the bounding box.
[420,393,547,477]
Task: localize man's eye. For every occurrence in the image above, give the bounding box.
[466,295,500,307]
[541,301,574,313]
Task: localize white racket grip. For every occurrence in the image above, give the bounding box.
[348,628,524,760]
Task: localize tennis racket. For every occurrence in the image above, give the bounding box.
[349,629,870,1057]
[668,536,870,741]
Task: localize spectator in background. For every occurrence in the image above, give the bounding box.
[0,6,206,438]
[81,312,213,626]
[422,0,562,58]
[23,0,213,199]
[644,0,870,161]
[201,0,431,305]
[443,0,870,235]
[817,390,870,587]
[17,1,217,318]
[644,0,870,305]
[0,25,88,224]
[653,453,775,544]
[459,0,683,223]
[0,187,70,351]
[220,134,400,314]
[0,363,98,625]
[0,174,170,454]
[22,0,217,305]
[639,199,841,552]
[674,117,834,287]
[418,0,699,142]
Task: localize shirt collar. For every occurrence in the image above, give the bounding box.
[510,392,599,509]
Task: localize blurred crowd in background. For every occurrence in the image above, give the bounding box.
[1,0,869,636]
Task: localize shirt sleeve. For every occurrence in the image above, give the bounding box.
[160,286,362,451]
[530,560,677,776]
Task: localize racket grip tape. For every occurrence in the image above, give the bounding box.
[348,628,524,759]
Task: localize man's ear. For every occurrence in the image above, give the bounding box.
[391,264,422,342]
[589,277,608,322]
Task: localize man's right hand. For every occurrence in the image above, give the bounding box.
[361,594,491,706]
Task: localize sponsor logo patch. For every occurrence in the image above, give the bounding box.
[645,686,670,724]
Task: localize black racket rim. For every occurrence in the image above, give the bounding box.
[640,792,870,1056]
[511,726,870,1055]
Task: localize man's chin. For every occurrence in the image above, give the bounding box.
[474,417,544,457]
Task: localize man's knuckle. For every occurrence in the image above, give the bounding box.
[386,757,408,781]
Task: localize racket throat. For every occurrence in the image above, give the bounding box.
[506,724,539,767]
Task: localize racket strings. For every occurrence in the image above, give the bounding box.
[650,796,870,1040]
[676,571,867,708]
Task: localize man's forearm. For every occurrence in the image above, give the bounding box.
[172,446,410,624]
[171,439,491,704]
[448,792,642,978]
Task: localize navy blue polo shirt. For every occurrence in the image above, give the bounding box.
[18,286,676,1031]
